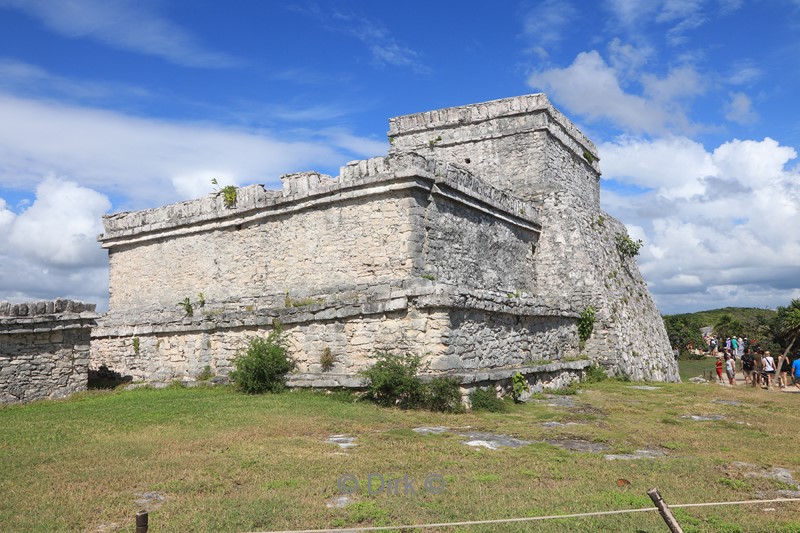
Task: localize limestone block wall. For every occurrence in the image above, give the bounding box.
[100,153,540,318]
[389,94,678,381]
[93,152,567,383]
[0,300,98,404]
[106,192,420,313]
[93,94,679,385]
[91,283,579,384]
[388,93,601,208]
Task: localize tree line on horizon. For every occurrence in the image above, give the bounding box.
[663,300,800,362]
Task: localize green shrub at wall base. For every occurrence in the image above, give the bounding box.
[426,377,464,413]
[583,364,608,384]
[360,353,464,412]
[230,327,292,394]
[359,352,427,409]
[511,371,529,403]
[469,387,508,412]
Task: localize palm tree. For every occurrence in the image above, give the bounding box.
[774,299,800,381]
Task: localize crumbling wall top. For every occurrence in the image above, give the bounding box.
[387,93,598,164]
[0,299,98,334]
[0,299,96,317]
[98,152,540,247]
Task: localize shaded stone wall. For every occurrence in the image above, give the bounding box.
[0,300,98,404]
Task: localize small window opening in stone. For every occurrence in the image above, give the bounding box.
[235,224,242,231]
[464,158,471,164]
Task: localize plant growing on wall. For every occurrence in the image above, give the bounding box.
[511,372,529,403]
[320,346,335,372]
[211,178,237,208]
[197,365,214,381]
[132,337,140,355]
[615,233,643,258]
[178,297,193,317]
[428,135,442,147]
[578,305,595,345]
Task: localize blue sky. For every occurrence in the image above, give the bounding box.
[0,0,798,314]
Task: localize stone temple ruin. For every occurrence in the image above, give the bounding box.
[1,94,680,403]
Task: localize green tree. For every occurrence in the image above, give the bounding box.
[774,299,800,371]
[663,315,706,354]
[714,313,744,342]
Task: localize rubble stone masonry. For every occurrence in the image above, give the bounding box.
[90,93,678,391]
[0,300,98,404]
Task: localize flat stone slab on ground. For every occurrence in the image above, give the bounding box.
[326,495,353,509]
[412,426,449,435]
[540,395,579,407]
[541,421,583,428]
[712,399,742,406]
[604,449,666,460]
[460,431,531,450]
[135,491,165,511]
[327,435,357,449]
[682,414,725,421]
[412,427,530,450]
[627,386,661,391]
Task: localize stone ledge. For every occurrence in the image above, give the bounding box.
[92,282,579,338]
[285,359,591,388]
[0,315,99,335]
[430,359,592,384]
[0,299,97,317]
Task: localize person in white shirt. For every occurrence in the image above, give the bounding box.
[762,351,776,389]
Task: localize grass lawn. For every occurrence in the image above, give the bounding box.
[679,357,717,382]
[1,381,799,532]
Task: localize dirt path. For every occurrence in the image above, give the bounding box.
[712,368,800,393]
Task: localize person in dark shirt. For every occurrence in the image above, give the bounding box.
[741,348,754,385]
[779,354,792,388]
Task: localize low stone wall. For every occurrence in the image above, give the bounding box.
[90,283,580,385]
[0,300,98,404]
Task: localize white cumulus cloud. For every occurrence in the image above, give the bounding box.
[0,178,111,309]
[0,94,377,209]
[600,135,800,313]
[7,177,110,267]
[528,50,690,134]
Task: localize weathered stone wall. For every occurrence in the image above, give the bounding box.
[0,300,98,404]
[388,93,601,208]
[93,153,569,384]
[91,285,580,384]
[101,153,539,315]
[389,94,679,381]
[93,93,678,386]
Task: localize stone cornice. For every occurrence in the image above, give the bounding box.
[98,153,540,249]
[93,281,578,338]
